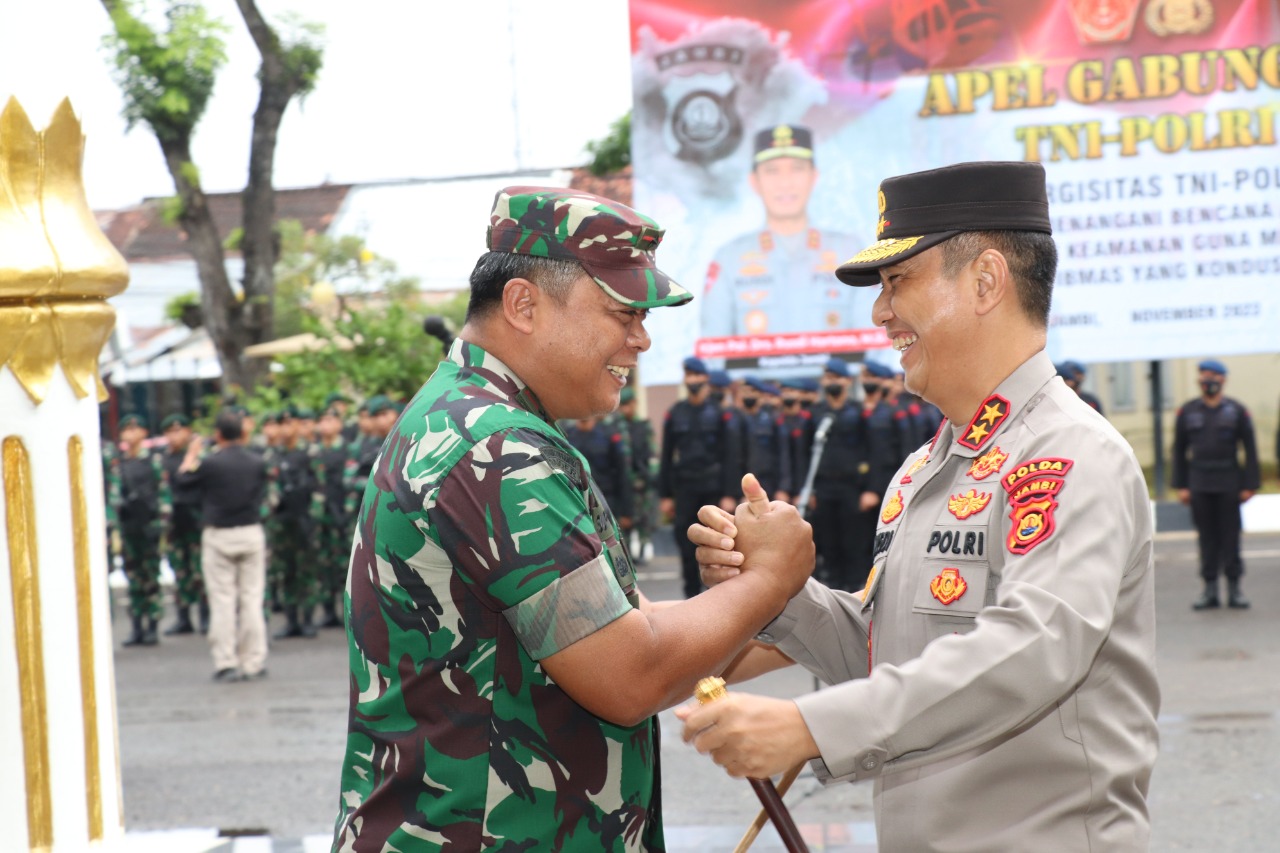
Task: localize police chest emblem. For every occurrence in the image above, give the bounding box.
[929,567,968,606]
[948,489,992,520]
[959,394,1010,450]
[967,446,1008,481]
[900,454,929,484]
[881,490,905,523]
[1002,457,1074,555]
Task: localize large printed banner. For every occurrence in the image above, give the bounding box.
[629,0,1280,384]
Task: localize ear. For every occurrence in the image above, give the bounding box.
[501,277,538,335]
[973,249,1011,318]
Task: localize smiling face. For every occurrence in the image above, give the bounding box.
[527,275,652,421]
[872,245,977,409]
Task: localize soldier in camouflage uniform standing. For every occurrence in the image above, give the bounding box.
[332,186,813,852]
[270,409,320,638]
[312,407,351,628]
[159,414,207,634]
[112,414,166,646]
[617,386,657,564]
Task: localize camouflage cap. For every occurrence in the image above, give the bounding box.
[486,186,692,310]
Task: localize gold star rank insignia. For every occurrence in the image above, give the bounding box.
[958,394,1010,451]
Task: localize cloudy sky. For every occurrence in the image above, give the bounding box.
[1,0,633,209]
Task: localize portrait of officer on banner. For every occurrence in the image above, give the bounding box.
[699,124,872,339]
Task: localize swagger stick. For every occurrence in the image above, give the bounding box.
[733,762,804,853]
[694,678,808,853]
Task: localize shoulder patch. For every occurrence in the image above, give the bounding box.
[1002,457,1074,555]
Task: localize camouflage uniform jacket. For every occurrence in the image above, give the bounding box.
[333,339,662,853]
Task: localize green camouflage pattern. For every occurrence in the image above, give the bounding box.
[333,339,662,852]
[161,447,204,608]
[312,436,354,609]
[112,447,166,619]
[487,186,692,310]
[268,442,321,609]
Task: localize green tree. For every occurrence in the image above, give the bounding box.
[585,111,631,175]
[101,0,323,391]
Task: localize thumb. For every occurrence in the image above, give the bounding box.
[741,473,769,517]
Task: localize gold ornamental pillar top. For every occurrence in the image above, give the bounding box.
[0,97,129,404]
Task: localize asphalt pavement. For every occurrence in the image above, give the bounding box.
[106,530,1280,852]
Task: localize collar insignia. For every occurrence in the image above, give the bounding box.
[900,454,929,484]
[958,394,1010,451]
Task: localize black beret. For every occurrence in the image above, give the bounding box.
[837,161,1052,286]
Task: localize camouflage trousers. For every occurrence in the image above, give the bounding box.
[166,518,204,608]
[270,515,321,609]
[120,527,162,619]
[315,519,349,605]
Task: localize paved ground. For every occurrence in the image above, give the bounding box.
[106,530,1280,851]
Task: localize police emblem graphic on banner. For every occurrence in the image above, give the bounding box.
[659,56,743,164]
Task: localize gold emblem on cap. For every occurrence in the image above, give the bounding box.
[876,189,888,237]
[846,236,922,266]
[772,125,794,148]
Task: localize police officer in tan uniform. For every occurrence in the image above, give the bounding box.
[699,125,870,338]
[680,162,1160,852]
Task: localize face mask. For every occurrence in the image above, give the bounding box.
[741,396,759,408]
[862,382,880,396]
[1201,380,1222,396]
[800,400,813,411]
[783,399,799,410]
[824,383,844,397]
[710,391,726,405]
[686,382,705,397]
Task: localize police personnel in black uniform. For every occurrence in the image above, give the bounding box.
[659,357,743,597]
[1173,358,1261,610]
[563,415,635,528]
[857,360,908,576]
[779,378,814,505]
[739,377,793,501]
[809,357,868,591]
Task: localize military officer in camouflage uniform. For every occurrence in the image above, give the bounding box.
[160,414,207,634]
[332,186,813,852]
[700,124,870,338]
[112,414,166,646]
[685,162,1159,852]
[312,407,351,628]
[269,409,320,638]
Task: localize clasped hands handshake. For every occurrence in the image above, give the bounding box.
[674,474,821,780]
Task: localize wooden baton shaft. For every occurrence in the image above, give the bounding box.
[694,678,808,853]
[734,762,804,853]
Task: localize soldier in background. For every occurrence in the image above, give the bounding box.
[312,407,351,628]
[740,377,792,501]
[810,358,869,591]
[1173,359,1260,610]
[659,356,743,598]
[294,406,318,446]
[563,415,634,531]
[858,361,908,577]
[112,414,166,647]
[617,386,657,564]
[270,409,320,638]
[779,378,814,507]
[159,414,207,635]
[326,391,359,443]
[700,124,862,338]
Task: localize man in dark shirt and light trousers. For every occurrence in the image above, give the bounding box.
[176,410,270,681]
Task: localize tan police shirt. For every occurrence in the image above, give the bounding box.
[758,350,1160,852]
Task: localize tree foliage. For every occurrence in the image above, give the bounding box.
[585,111,631,176]
[100,0,325,392]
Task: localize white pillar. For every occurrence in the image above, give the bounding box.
[0,97,129,852]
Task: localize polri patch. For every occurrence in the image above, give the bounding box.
[1002,457,1074,555]
[958,394,1010,451]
